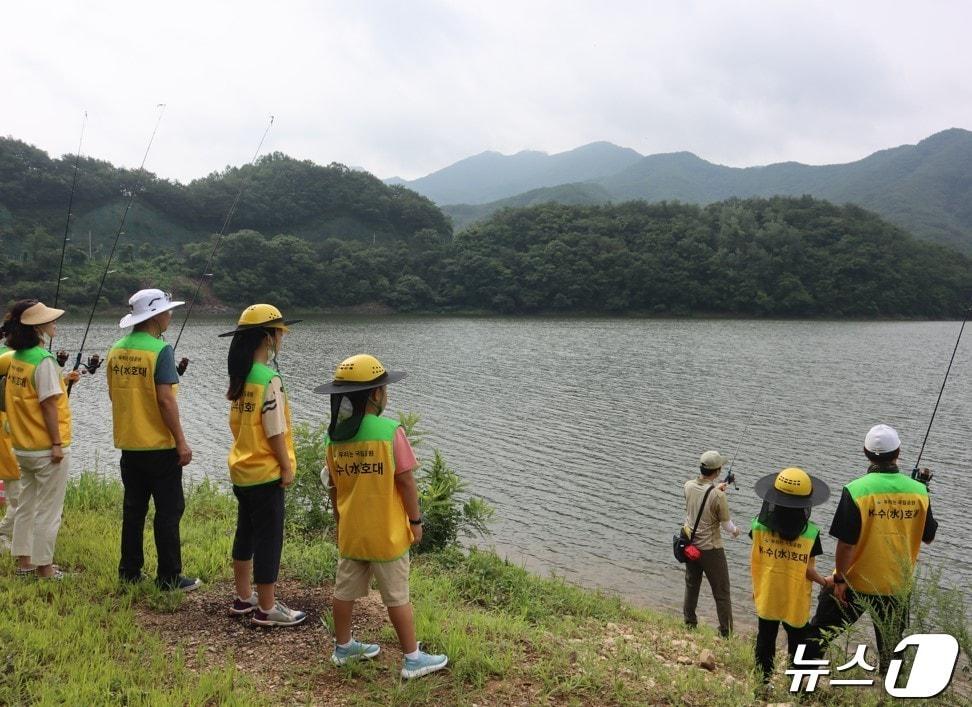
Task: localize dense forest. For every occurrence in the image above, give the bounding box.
[1,137,969,317]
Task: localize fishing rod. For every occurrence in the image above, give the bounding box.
[911,305,971,485]
[171,115,274,369]
[50,110,88,357]
[723,391,764,490]
[67,104,167,396]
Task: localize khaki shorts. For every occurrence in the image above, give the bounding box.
[334,554,410,607]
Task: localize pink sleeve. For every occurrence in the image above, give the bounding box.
[392,427,418,474]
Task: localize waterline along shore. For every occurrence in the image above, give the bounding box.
[0,471,967,706]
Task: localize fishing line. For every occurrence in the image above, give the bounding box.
[724,390,764,489]
[68,103,167,395]
[911,306,970,481]
[50,110,88,352]
[172,115,275,354]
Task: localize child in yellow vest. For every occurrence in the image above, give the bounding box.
[315,354,448,679]
[750,467,832,684]
[220,305,306,627]
[0,323,20,551]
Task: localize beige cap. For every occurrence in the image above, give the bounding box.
[699,450,728,471]
[20,302,65,326]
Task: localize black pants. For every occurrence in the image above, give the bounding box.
[683,547,734,636]
[755,618,808,682]
[119,449,185,585]
[232,481,285,585]
[806,587,907,673]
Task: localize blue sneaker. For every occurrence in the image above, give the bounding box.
[401,648,448,679]
[331,638,381,665]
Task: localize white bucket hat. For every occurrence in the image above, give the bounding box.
[119,289,185,328]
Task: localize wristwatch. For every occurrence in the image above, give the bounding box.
[409,516,423,526]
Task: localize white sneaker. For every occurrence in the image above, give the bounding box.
[251,601,307,627]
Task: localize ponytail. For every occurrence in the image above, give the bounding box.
[226,328,268,401]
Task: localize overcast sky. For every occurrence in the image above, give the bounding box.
[2,1,970,183]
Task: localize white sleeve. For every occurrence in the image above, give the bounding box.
[34,357,63,402]
[261,377,288,439]
[721,519,739,535]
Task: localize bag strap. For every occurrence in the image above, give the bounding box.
[688,485,716,540]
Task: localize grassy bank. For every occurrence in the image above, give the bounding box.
[0,473,967,706]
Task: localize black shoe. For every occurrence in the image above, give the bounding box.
[157,575,202,592]
[120,573,145,585]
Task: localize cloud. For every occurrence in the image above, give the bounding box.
[1,0,969,182]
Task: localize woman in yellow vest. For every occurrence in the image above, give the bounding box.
[2,300,79,579]
[750,467,832,684]
[315,354,448,679]
[220,304,306,627]
[0,320,20,551]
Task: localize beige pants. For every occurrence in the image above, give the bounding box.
[0,478,21,540]
[334,554,411,607]
[12,451,70,566]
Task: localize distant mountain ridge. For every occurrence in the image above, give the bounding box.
[404,129,972,253]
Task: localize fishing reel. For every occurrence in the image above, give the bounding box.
[80,354,102,375]
[911,467,933,486]
[176,357,190,376]
[722,470,738,490]
[56,350,70,367]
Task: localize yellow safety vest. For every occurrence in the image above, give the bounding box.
[750,519,819,627]
[326,414,412,562]
[0,347,20,479]
[4,346,72,452]
[107,332,177,451]
[843,470,929,595]
[227,362,296,486]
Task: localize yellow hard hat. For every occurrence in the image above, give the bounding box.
[754,466,831,508]
[218,304,301,337]
[313,353,407,394]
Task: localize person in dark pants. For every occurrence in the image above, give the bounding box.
[220,304,305,627]
[805,424,937,673]
[682,450,740,637]
[107,289,200,591]
[749,467,833,684]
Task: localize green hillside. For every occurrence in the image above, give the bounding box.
[442,182,611,230]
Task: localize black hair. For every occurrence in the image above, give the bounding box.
[4,299,42,351]
[700,465,720,477]
[758,501,811,542]
[327,390,373,441]
[226,327,270,401]
[864,447,899,464]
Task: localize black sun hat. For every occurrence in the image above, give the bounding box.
[754,467,831,509]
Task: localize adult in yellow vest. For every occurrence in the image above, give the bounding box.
[106,289,200,592]
[0,320,21,552]
[805,424,938,673]
[315,354,448,679]
[220,304,306,627]
[750,467,832,684]
[2,300,78,579]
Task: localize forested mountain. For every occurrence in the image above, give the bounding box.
[389,142,642,205]
[443,182,610,230]
[421,130,972,253]
[0,137,449,252]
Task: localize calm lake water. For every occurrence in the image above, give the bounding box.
[55,316,971,624]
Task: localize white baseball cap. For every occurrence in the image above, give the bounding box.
[118,289,185,328]
[864,424,901,454]
[700,450,728,471]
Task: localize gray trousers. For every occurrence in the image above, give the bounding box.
[683,546,734,636]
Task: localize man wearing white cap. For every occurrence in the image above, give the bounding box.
[682,450,740,637]
[805,423,937,673]
[106,289,200,591]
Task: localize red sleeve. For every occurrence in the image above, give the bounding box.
[392,427,418,474]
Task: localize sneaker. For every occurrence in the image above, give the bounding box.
[251,601,307,627]
[120,573,145,585]
[38,568,64,580]
[331,638,381,665]
[15,567,35,578]
[158,576,202,592]
[401,648,448,679]
[230,592,259,615]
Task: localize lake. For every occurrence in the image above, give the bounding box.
[54,315,970,624]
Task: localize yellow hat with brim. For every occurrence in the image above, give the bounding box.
[218,303,301,337]
[754,467,831,508]
[20,302,65,326]
[313,353,406,395]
